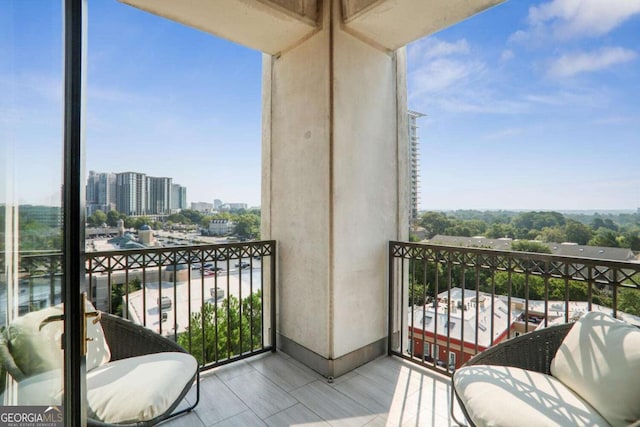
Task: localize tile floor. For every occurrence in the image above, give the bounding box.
[164,352,464,426]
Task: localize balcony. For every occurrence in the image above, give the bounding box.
[5,239,639,425]
[163,352,459,426]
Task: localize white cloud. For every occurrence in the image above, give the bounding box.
[547,46,637,77]
[500,49,515,62]
[410,58,485,95]
[529,0,640,39]
[509,0,640,44]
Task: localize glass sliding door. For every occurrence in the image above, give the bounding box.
[1,1,86,425]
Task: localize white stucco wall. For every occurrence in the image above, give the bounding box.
[264,13,332,357]
[263,0,408,361]
[331,6,399,357]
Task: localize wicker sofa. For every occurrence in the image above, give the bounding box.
[0,309,199,427]
[452,312,640,427]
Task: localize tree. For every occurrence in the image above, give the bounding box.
[485,223,516,239]
[538,227,566,243]
[179,209,204,225]
[511,240,552,254]
[178,292,263,365]
[106,210,126,227]
[235,213,260,239]
[111,277,142,317]
[565,220,592,245]
[618,287,640,316]
[588,229,619,248]
[88,210,107,227]
[419,212,451,239]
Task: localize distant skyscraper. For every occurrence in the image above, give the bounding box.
[86,171,116,215]
[90,171,186,216]
[116,172,148,216]
[97,173,116,206]
[171,184,188,210]
[179,186,187,210]
[147,176,172,214]
[408,110,425,224]
[213,199,223,210]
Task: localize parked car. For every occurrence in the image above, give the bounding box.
[235,261,250,269]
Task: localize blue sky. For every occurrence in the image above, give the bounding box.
[2,0,639,211]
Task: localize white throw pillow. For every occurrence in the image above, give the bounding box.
[7,303,111,376]
[86,352,197,424]
[550,311,640,427]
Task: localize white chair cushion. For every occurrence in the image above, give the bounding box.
[86,352,197,424]
[15,369,63,406]
[550,311,640,427]
[453,365,609,427]
[7,303,111,375]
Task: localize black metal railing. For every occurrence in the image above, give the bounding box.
[388,241,640,376]
[1,241,276,371]
[86,241,276,370]
[0,251,63,320]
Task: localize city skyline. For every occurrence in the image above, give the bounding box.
[2,0,639,211]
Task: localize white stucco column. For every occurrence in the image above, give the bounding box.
[262,0,409,377]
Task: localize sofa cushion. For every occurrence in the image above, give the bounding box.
[86,352,197,424]
[453,365,609,427]
[14,369,63,406]
[7,303,111,376]
[550,311,640,427]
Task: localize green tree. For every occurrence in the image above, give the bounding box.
[88,210,107,227]
[589,229,619,248]
[485,223,516,239]
[565,220,592,245]
[106,210,126,227]
[178,292,263,365]
[179,209,204,225]
[234,213,260,239]
[511,240,552,254]
[419,212,451,239]
[538,227,566,243]
[618,287,640,316]
[111,277,142,317]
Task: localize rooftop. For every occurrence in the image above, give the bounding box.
[164,351,460,427]
[409,288,517,347]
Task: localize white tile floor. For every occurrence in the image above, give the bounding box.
[163,352,465,427]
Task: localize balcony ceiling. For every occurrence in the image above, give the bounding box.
[343,0,504,51]
[118,0,319,55]
[119,0,504,54]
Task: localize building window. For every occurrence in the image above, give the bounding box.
[423,342,431,359]
[449,351,456,367]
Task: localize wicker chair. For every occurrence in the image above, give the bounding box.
[0,312,199,427]
[90,313,200,427]
[451,322,574,427]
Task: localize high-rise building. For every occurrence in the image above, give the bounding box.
[86,171,116,215]
[408,110,425,224]
[171,184,188,210]
[179,186,187,210]
[147,176,172,214]
[89,171,186,216]
[86,171,99,205]
[116,172,148,216]
[97,173,116,206]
